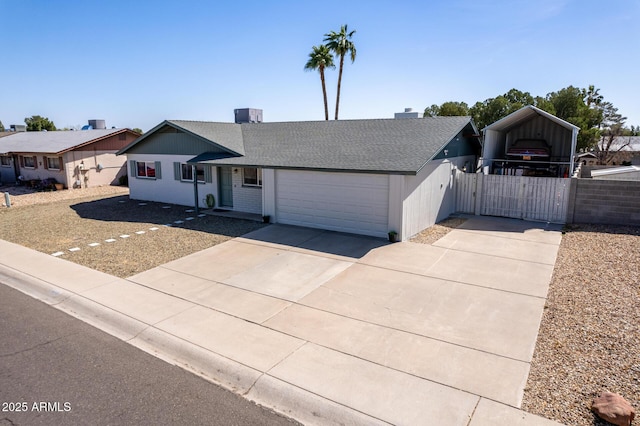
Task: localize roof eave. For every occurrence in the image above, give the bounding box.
[484,105,581,132]
[58,128,136,155]
[192,161,416,176]
[167,120,245,156]
[117,120,244,156]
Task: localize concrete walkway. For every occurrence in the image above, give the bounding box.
[0,215,564,425]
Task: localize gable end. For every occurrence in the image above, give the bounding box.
[124,125,228,156]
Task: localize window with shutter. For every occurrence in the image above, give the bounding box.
[134,161,158,179]
[46,157,61,170]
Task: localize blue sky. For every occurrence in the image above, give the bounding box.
[1,0,638,132]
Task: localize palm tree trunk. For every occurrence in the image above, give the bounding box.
[335,54,345,120]
[320,67,329,121]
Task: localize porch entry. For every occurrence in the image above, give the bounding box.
[218,166,233,208]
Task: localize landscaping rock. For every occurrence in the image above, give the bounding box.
[592,391,635,426]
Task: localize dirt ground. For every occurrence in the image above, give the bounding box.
[0,186,264,277]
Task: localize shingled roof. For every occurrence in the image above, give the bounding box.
[120,116,477,175]
[0,128,130,154]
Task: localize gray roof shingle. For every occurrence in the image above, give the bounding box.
[0,129,124,154]
[120,116,475,175]
[202,117,472,174]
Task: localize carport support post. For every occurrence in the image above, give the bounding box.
[192,165,199,214]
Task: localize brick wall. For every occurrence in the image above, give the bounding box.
[567,179,640,225]
[231,169,263,214]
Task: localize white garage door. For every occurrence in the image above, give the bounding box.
[276,170,389,237]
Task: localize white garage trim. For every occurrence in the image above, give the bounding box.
[275,170,389,238]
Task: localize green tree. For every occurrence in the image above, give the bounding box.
[423,104,440,117]
[304,44,336,121]
[425,101,469,117]
[533,96,555,115]
[504,89,534,109]
[469,96,510,130]
[583,85,603,108]
[324,24,356,120]
[25,115,56,131]
[0,120,4,131]
[438,101,469,116]
[132,128,143,134]
[594,102,628,164]
[545,86,602,151]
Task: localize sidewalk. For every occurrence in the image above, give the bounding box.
[0,217,564,425]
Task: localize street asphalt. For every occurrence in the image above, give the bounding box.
[0,283,298,426]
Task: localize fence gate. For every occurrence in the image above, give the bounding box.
[455,171,571,223]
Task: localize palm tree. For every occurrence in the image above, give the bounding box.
[304,45,335,121]
[324,25,356,120]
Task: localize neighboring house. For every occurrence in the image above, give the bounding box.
[481,105,579,178]
[0,126,140,188]
[576,151,598,166]
[591,136,640,165]
[117,112,481,240]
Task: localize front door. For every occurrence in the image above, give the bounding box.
[218,167,233,208]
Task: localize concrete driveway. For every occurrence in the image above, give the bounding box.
[124,215,563,425]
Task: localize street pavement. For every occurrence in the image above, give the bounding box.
[0,215,565,425]
[0,283,297,426]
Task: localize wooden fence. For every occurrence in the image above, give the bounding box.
[455,171,571,223]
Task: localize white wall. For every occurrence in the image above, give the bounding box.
[13,154,67,186]
[6,151,125,189]
[127,153,218,208]
[481,128,503,172]
[401,156,474,240]
[262,168,276,220]
[387,175,404,237]
[64,150,127,188]
[231,168,263,214]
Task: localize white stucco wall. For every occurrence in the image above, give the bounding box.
[12,154,67,185]
[126,154,218,208]
[231,168,263,214]
[64,150,127,188]
[400,156,474,240]
[7,151,126,189]
[262,168,276,220]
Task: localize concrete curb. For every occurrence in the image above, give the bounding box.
[0,264,260,389]
[247,373,388,426]
[0,263,73,305]
[56,294,148,342]
[0,263,391,425]
[129,327,262,394]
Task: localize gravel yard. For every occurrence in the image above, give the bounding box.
[409,216,467,244]
[0,186,265,277]
[522,223,640,426]
[2,187,639,425]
